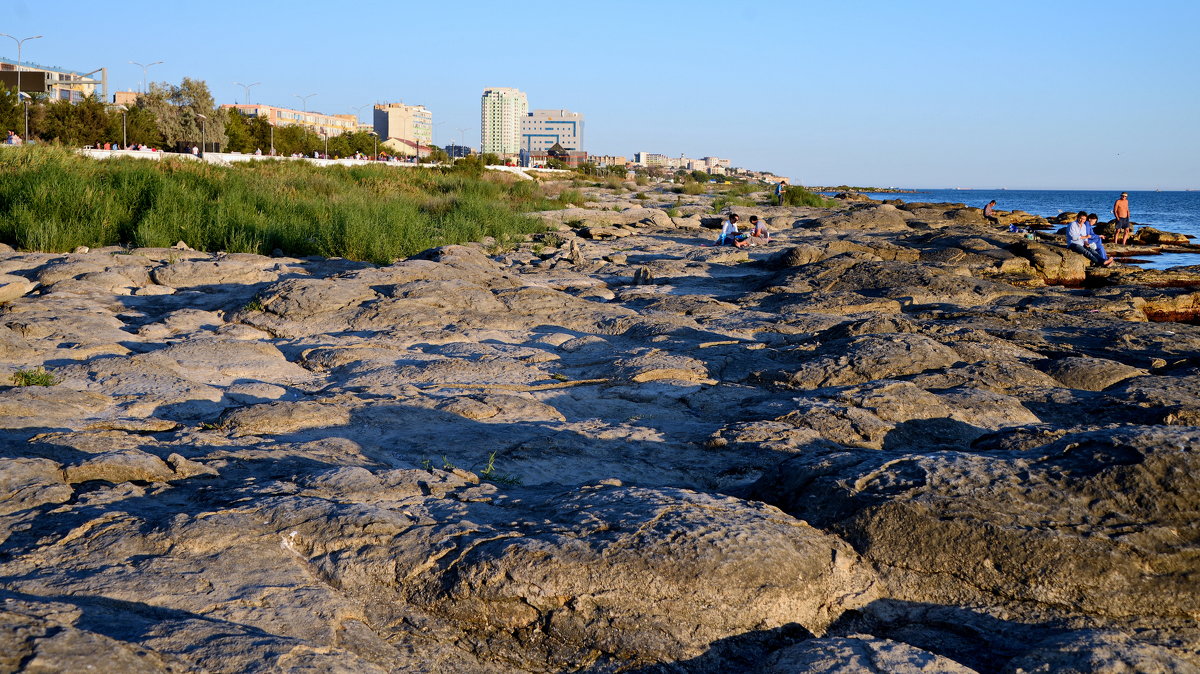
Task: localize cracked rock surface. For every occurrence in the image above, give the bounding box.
[1,187,1198,672]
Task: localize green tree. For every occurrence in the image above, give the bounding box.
[139,77,226,151]
[224,107,253,152]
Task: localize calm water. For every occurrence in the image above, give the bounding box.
[835,189,1200,269]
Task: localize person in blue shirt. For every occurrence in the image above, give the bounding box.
[1085,213,1112,263]
[1066,211,1113,267]
[775,180,787,206]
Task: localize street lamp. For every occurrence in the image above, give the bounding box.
[115,104,127,148]
[457,127,469,157]
[1,33,42,104]
[1,33,42,140]
[129,60,163,94]
[196,113,206,157]
[323,131,328,160]
[19,92,30,142]
[293,93,316,112]
[234,81,260,105]
[368,130,377,160]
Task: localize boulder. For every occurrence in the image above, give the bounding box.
[749,427,1200,625]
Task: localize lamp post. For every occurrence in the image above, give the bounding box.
[368,130,377,160]
[293,93,316,112]
[1,33,42,140]
[196,113,206,157]
[457,128,469,157]
[129,60,163,94]
[1,33,42,103]
[115,104,127,148]
[323,131,328,160]
[269,123,274,156]
[234,81,260,105]
[20,92,30,142]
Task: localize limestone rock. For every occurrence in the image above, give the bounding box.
[1043,356,1147,391]
[150,259,279,288]
[0,274,35,303]
[749,427,1200,625]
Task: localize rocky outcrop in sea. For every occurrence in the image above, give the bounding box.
[0,188,1197,672]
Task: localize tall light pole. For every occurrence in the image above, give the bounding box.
[457,128,469,156]
[323,131,328,160]
[196,113,207,157]
[234,81,260,105]
[129,60,163,94]
[1,33,42,140]
[115,104,127,148]
[293,93,316,112]
[1,33,42,102]
[368,130,377,160]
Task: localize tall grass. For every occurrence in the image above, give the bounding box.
[0,146,550,264]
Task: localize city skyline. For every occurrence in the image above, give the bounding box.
[2,0,1198,189]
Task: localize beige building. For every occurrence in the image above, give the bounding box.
[589,155,627,167]
[520,109,584,152]
[481,87,528,156]
[373,103,432,150]
[0,58,102,102]
[221,104,357,137]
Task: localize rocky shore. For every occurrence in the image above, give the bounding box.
[1,185,1198,672]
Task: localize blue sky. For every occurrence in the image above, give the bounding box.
[6,0,1198,189]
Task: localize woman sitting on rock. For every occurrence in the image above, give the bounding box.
[717,213,749,248]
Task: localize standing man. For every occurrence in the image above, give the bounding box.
[775,180,788,207]
[1112,192,1132,245]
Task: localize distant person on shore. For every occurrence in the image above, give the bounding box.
[983,200,999,225]
[775,180,788,207]
[718,213,748,248]
[748,215,771,242]
[1067,211,1113,267]
[1113,192,1132,245]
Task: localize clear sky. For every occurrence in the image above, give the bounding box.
[5,0,1198,189]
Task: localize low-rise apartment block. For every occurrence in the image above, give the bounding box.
[221,104,357,137]
[0,58,102,102]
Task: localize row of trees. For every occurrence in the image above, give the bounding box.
[1,77,223,150]
[1,77,456,160]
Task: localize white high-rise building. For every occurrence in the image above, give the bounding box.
[520,109,585,153]
[481,87,528,156]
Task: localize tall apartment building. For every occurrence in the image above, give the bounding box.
[520,109,584,153]
[221,104,357,137]
[373,103,432,147]
[480,87,528,156]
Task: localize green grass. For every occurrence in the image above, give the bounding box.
[711,195,758,212]
[0,146,550,264]
[11,367,58,387]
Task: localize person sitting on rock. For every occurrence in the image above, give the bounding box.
[983,200,999,226]
[717,213,748,248]
[1086,213,1112,263]
[1067,211,1113,267]
[748,215,771,242]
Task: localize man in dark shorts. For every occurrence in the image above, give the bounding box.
[1112,192,1132,245]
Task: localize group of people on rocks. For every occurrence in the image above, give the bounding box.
[717,213,771,248]
[987,192,1134,268]
[5,130,23,145]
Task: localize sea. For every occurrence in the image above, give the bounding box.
[825,189,1200,270]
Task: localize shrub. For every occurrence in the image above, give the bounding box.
[783,185,840,208]
[11,367,57,387]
